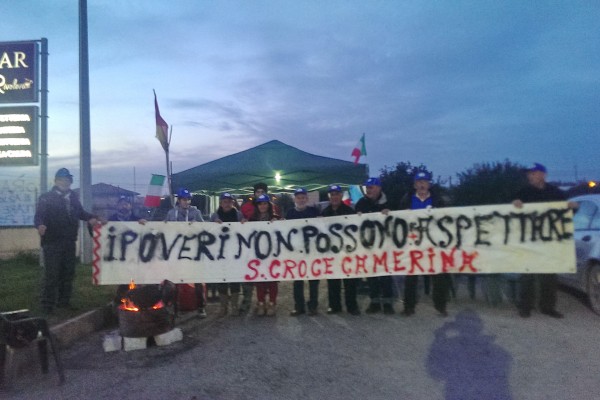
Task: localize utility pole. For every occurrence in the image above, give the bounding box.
[79,0,93,263]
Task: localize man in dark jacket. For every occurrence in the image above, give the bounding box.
[34,168,99,314]
[108,195,146,222]
[512,163,577,318]
[322,184,360,315]
[399,171,450,317]
[287,188,321,316]
[354,177,395,314]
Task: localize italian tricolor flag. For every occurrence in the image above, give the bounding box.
[144,174,166,208]
[351,133,366,165]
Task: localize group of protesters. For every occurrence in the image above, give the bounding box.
[34,162,573,319]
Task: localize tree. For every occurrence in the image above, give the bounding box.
[451,160,526,206]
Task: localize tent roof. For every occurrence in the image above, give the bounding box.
[171,140,368,195]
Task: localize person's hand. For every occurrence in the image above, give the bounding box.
[88,218,100,226]
[512,200,523,208]
[382,209,390,215]
[37,225,47,236]
[214,219,223,224]
[567,201,579,210]
[138,219,147,225]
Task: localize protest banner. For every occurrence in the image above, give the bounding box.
[92,202,575,285]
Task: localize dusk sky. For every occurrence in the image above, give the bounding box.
[2,0,599,193]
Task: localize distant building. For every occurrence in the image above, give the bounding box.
[73,183,141,220]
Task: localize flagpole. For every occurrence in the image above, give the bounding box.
[166,125,174,207]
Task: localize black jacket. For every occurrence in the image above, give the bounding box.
[354,192,389,214]
[321,202,356,217]
[34,186,96,244]
[514,184,566,203]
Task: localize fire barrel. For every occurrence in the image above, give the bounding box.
[118,307,174,338]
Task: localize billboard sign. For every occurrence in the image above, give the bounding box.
[0,41,38,104]
[0,106,38,166]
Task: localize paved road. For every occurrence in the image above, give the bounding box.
[3,279,600,400]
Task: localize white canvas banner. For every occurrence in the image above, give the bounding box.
[92,202,576,285]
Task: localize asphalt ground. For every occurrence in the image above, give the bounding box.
[2,277,600,400]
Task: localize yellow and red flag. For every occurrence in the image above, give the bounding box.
[154,90,169,152]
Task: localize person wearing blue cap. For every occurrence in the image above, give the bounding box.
[355,176,395,314]
[398,171,450,317]
[109,196,147,223]
[34,168,99,314]
[321,184,360,315]
[287,188,321,316]
[512,163,576,319]
[165,188,204,222]
[210,192,244,316]
[165,188,207,318]
[249,194,283,316]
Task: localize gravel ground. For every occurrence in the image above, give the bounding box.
[3,278,600,400]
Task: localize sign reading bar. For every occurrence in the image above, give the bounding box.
[93,202,576,285]
[0,106,38,166]
[0,41,37,104]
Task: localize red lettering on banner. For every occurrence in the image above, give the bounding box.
[298,260,308,278]
[269,259,281,279]
[283,259,296,279]
[247,248,480,282]
[355,255,368,275]
[441,248,457,272]
[409,250,425,274]
[393,251,406,272]
[311,259,322,277]
[341,256,352,275]
[373,251,390,273]
[245,259,260,281]
[427,248,436,273]
[323,257,334,275]
[459,251,479,272]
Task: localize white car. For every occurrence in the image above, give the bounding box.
[558,194,600,314]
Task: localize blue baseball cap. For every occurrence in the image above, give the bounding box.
[255,194,270,203]
[117,195,131,204]
[414,171,431,182]
[177,188,192,199]
[294,188,308,196]
[364,177,381,187]
[220,192,234,200]
[55,168,73,182]
[525,163,547,173]
[328,184,342,193]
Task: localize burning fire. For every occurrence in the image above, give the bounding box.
[119,280,165,312]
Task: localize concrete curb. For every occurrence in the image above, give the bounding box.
[50,304,115,349]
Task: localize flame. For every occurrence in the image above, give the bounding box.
[119,280,165,312]
[152,300,165,310]
[120,297,139,312]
